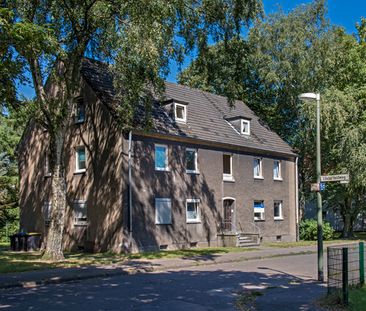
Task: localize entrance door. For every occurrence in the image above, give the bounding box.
[223,198,235,232]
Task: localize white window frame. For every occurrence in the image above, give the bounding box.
[186,199,200,223]
[73,200,87,226]
[75,146,86,173]
[186,148,198,174]
[74,99,85,124]
[44,153,51,177]
[223,154,233,181]
[274,200,283,220]
[253,158,263,179]
[254,200,265,221]
[241,119,250,135]
[273,160,282,180]
[155,198,172,225]
[155,144,169,171]
[174,103,187,123]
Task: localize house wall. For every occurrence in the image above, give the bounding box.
[127,135,297,252]
[19,82,297,253]
[19,81,125,252]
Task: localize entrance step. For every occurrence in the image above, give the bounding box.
[236,233,260,247]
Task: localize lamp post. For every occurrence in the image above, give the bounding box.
[299,92,323,282]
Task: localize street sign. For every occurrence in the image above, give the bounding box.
[320,182,326,191]
[321,174,349,182]
[311,183,320,192]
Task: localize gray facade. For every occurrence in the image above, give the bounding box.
[19,59,298,253]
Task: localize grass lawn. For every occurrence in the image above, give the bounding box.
[0,244,256,274]
[348,285,366,311]
[318,286,366,311]
[263,232,366,248]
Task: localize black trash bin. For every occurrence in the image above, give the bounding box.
[27,233,41,251]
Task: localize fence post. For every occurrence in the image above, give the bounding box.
[342,247,348,305]
[342,247,349,305]
[360,242,365,286]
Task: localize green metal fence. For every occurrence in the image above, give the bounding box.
[327,242,365,305]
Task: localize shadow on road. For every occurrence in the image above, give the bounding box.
[0,267,326,311]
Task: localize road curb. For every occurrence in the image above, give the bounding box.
[0,250,316,290]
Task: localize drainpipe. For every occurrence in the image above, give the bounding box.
[295,156,299,241]
[128,131,133,233]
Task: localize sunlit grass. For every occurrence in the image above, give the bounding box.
[0,245,257,274]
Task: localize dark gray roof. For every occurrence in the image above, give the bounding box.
[81,58,295,157]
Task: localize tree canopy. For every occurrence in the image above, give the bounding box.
[2,0,263,260]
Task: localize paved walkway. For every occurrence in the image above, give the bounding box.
[0,245,320,289]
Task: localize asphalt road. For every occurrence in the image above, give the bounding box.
[0,253,327,311]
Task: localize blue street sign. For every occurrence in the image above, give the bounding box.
[320,182,326,191]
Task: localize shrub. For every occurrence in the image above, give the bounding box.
[299,219,334,241]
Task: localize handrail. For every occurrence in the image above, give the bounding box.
[238,221,261,235]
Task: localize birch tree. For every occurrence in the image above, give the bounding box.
[2,0,263,260]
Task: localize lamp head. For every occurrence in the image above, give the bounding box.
[298,93,320,101]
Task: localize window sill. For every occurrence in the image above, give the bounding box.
[155,223,172,225]
[223,175,235,182]
[186,170,200,175]
[74,120,85,125]
[155,168,170,172]
[274,178,283,181]
[44,173,52,178]
[254,176,264,180]
[254,219,265,222]
[187,220,201,224]
[274,218,284,221]
[74,224,87,227]
[175,119,186,124]
[74,169,86,175]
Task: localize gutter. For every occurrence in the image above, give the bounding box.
[128,130,133,233]
[295,156,299,241]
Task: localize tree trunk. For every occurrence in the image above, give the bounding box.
[42,129,66,261]
[341,198,354,239]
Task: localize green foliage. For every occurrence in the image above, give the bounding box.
[0,114,22,242]
[299,219,334,241]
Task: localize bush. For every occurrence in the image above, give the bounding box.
[299,219,334,241]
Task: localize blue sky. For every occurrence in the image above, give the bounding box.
[18,0,365,98]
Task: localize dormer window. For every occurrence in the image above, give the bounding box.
[174,103,187,123]
[241,119,250,135]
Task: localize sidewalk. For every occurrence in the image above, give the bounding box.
[0,245,319,289]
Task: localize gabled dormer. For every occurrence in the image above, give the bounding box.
[162,99,189,124]
[225,116,251,136]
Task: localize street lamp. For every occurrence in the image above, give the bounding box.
[298,92,324,282]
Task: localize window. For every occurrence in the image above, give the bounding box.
[253,158,263,178]
[75,98,85,123]
[254,200,265,221]
[155,198,172,225]
[74,200,87,226]
[75,146,86,173]
[186,199,200,223]
[186,148,198,173]
[44,154,51,177]
[241,119,250,135]
[223,154,233,180]
[155,144,168,171]
[274,201,283,220]
[42,201,52,225]
[174,103,187,123]
[273,160,282,180]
